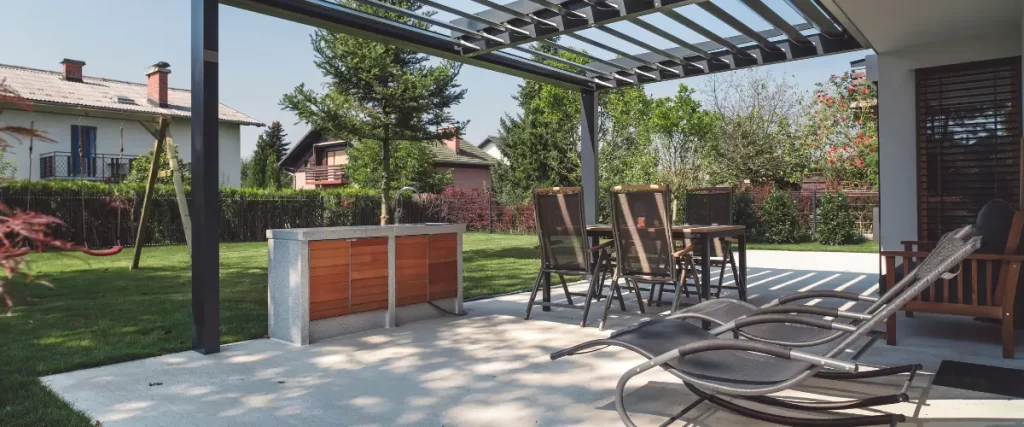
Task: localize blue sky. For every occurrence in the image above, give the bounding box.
[2,0,868,156]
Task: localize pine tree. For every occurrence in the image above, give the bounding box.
[281,0,466,224]
[245,122,288,189]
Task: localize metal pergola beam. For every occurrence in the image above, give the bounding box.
[191,0,221,355]
[222,0,598,90]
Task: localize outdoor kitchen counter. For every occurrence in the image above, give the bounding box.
[266,223,465,345]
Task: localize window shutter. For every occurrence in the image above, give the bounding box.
[916,57,1022,240]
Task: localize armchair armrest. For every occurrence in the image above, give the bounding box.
[672,244,696,258]
[881,251,1024,262]
[585,240,614,253]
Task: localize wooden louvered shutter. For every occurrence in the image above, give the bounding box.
[916,57,1022,241]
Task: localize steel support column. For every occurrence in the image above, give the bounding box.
[580,89,599,226]
[191,0,221,355]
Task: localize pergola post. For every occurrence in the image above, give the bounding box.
[580,88,599,226]
[191,0,221,355]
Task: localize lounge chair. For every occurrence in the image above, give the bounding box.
[552,225,982,427]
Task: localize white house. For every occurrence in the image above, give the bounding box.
[0,59,263,187]
[818,0,1023,251]
[476,135,505,164]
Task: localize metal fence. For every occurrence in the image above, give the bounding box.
[752,190,879,237]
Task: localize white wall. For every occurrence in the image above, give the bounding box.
[480,142,504,163]
[877,34,1021,250]
[0,109,243,187]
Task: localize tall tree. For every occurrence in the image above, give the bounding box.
[346,140,451,194]
[650,84,721,192]
[492,43,588,204]
[705,70,810,186]
[244,122,288,189]
[281,1,466,224]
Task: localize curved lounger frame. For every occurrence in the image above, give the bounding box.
[551,338,913,427]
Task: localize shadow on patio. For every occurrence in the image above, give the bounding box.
[43,265,1024,426]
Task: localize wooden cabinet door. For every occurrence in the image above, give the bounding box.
[350,238,389,313]
[309,240,350,320]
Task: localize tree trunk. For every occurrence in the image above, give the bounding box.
[380,138,391,225]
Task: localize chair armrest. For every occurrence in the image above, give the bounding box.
[585,240,614,253]
[723,237,738,244]
[672,244,696,258]
[881,251,1024,262]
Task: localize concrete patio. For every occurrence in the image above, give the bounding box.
[44,251,1024,426]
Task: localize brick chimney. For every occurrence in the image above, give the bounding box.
[60,59,86,82]
[440,126,460,153]
[146,62,171,107]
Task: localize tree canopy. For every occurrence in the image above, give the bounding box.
[244,121,288,190]
[281,0,466,223]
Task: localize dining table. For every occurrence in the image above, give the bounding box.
[585,224,748,306]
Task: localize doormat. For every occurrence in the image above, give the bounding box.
[932,360,1024,399]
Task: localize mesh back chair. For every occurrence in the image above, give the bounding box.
[553,225,983,427]
[600,185,701,329]
[684,187,743,301]
[525,187,615,327]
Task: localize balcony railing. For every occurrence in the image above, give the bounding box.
[39,151,138,183]
[302,165,347,185]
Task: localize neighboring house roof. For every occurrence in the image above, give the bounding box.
[430,139,495,167]
[0,63,264,126]
[280,129,497,170]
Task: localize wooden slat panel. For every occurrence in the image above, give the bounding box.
[350,238,389,313]
[397,236,430,307]
[311,300,349,320]
[971,259,978,305]
[309,239,351,320]
[429,234,458,300]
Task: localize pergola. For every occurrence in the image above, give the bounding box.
[189,0,866,354]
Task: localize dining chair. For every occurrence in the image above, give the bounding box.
[684,187,742,299]
[525,187,615,327]
[600,185,701,330]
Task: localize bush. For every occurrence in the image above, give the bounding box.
[732,189,762,241]
[816,191,858,245]
[758,189,804,243]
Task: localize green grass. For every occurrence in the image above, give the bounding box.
[0,233,545,426]
[746,239,879,253]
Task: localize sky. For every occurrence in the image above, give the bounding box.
[1,0,869,156]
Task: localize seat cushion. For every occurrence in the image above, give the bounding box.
[678,299,839,343]
[609,318,812,389]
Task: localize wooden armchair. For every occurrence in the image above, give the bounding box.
[880,210,1024,359]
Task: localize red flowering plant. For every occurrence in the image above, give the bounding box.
[805,72,878,188]
[0,79,122,310]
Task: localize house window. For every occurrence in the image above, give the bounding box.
[916,57,1022,240]
[70,124,97,177]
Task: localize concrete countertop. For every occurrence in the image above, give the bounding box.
[266,223,466,241]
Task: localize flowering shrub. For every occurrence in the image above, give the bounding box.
[816,191,858,245]
[807,72,878,188]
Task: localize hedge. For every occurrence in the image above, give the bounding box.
[0,181,536,248]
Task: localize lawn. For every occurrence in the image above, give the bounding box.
[0,232,873,425]
[746,239,879,253]
[0,233,542,426]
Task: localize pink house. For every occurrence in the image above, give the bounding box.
[279,129,496,191]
